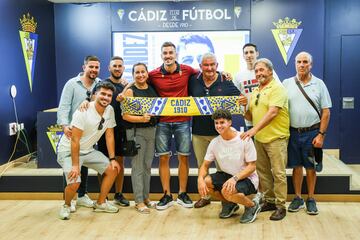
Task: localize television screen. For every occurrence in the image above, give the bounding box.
[113,31,250,81]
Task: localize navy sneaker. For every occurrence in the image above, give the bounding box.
[288,196,305,212]
[156,192,174,210]
[306,198,319,215]
[219,202,239,219]
[240,201,261,224]
[177,192,193,208]
[114,193,130,207]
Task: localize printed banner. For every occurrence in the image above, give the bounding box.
[121,96,244,116]
[111,0,250,32]
[113,31,249,81]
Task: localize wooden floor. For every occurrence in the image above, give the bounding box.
[0,200,359,240]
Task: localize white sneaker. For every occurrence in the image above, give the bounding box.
[94,200,119,213]
[59,204,71,220]
[70,200,76,213]
[77,194,94,208]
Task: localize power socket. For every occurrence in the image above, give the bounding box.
[9,122,17,136]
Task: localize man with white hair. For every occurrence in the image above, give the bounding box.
[283,52,331,215]
[241,58,289,221]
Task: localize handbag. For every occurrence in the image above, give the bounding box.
[121,127,141,157]
[294,77,323,171]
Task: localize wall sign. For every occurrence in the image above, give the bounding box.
[111,0,250,31]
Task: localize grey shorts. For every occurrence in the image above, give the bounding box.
[57,150,109,185]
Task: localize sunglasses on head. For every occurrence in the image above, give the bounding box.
[98,117,105,130]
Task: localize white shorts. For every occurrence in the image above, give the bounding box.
[57,150,109,185]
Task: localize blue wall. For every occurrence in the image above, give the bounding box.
[54,3,112,99]
[2,0,360,164]
[0,0,56,164]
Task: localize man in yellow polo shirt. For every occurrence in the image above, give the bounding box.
[241,58,289,221]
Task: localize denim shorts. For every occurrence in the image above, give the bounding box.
[288,128,319,169]
[210,171,256,195]
[155,121,191,156]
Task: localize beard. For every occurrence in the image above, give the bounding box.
[111,72,122,80]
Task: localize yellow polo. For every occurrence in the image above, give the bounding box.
[249,79,290,143]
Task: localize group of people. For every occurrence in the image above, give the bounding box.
[56,41,331,224]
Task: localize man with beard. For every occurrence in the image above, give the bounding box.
[57,55,101,211]
[148,42,198,210]
[234,43,280,131]
[96,56,130,207]
[57,81,120,220]
[241,58,289,221]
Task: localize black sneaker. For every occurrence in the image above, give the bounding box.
[177,192,193,208]
[114,193,130,207]
[219,202,239,219]
[156,192,173,210]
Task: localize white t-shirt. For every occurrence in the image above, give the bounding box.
[57,102,116,154]
[234,68,280,127]
[204,131,259,189]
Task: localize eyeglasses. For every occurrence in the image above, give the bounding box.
[98,117,105,130]
[255,93,260,106]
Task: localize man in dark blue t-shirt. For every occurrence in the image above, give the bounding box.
[189,52,246,208]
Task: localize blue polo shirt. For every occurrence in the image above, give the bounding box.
[283,74,332,128]
[189,72,240,136]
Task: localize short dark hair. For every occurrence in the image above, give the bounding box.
[132,62,148,75]
[111,56,123,62]
[84,55,100,65]
[161,41,176,51]
[94,81,115,93]
[243,43,258,52]
[211,109,232,121]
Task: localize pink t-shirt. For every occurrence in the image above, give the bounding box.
[205,131,259,189]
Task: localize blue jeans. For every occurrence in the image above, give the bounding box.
[155,121,191,156]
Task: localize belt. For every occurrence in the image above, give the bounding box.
[290,123,320,133]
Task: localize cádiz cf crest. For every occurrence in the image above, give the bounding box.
[46,125,63,153]
[19,13,38,92]
[271,17,302,65]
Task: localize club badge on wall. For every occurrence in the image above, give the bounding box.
[19,13,38,92]
[271,17,302,65]
[46,125,63,153]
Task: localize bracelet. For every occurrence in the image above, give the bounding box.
[318,131,326,136]
[232,175,239,182]
[109,157,116,161]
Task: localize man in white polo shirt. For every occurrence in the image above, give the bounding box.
[57,81,120,220]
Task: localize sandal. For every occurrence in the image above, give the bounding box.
[135,204,150,214]
[144,200,156,209]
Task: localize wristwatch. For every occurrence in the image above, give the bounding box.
[109,157,116,161]
[318,131,326,136]
[232,175,239,182]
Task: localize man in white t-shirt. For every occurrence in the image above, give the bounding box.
[57,81,121,220]
[234,43,280,129]
[197,109,261,224]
